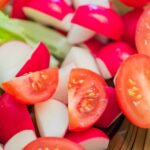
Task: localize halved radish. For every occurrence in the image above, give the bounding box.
[11,0,27,19]
[0,93,35,144]
[4,130,36,150]
[16,42,50,76]
[73,0,110,9]
[53,63,76,104]
[23,0,73,31]
[0,41,50,84]
[65,128,109,150]
[67,24,95,44]
[34,99,69,137]
[71,5,124,40]
[96,87,121,128]
[61,46,100,74]
[65,0,72,5]
[96,42,136,79]
[0,41,33,84]
[0,145,2,150]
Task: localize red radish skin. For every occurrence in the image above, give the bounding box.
[96,87,121,128]
[65,128,109,150]
[83,38,104,57]
[0,93,35,144]
[122,8,143,47]
[11,0,27,19]
[96,42,136,79]
[119,0,150,7]
[72,5,124,40]
[16,42,50,76]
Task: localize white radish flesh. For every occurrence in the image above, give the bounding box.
[4,130,36,150]
[61,46,100,74]
[53,63,76,104]
[67,24,95,44]
[0,41,33,84]
[34,99,69,137]
[65,128,109,150]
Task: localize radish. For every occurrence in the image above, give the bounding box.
[65,0,72,5]
[23,0,73,31]
[71,5,124,41]
[65,128,109,150]
[4,130,36,150]
[61,46,100,74]
[0,145,3,150]
[34,99,69,137]
[0,41,50,84]
[72,0,110,9]
[11,0,27,19]
[53,63,76,104]
[122,8,143,47]
[16,42,50,76]
[95,42,136,79]
[96,87,121,128]
[0,93,35,144]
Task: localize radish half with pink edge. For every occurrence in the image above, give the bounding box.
[72,0,110,9]
[34,99,69,137]
[71,4,124,41]
[11,0,27,19]
[64,0,72,5]
[95,87,121,128]
[53,63,76,104]
[95,42,136,79]
[0,41,50,84]
[61,46,100,75]
[0,93,36,145]
[122,8,143,47]
[65,128,109,150]
[0,145,3,150]
[23,0,74,31]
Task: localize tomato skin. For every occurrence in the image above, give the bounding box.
[68,68,108,131]
[136,6,150,56]
[0,0,9,9]
[116,54,150,128]
[23,137,84,150]
[2,68,58,104]
[120,0,150,7]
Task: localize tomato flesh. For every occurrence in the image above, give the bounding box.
[23,137,84,150]
[68,68,108,131]
[116,54,150,128]
[0,0,9,9]
[136,6,150,56]
[2,68,58,104]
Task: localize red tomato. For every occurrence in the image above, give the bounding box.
[2,68,58,104]
[116,54,150,128]
[120,0,150,7]
[23,137,84,150]
[136,6,150,56]
[68,68,108,131]
[0,0,9,9]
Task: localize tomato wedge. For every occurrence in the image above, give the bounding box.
[2,68,58,104]
[68,68,108,131]
[116,54,150,128]
[23,137,84,150]
[0,0,9,9]
[136,6,150,56]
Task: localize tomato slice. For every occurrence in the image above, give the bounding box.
[120,0,149,7]
[2,68,58,104]
[0,0,9,9]
[68,68,108,131]
[23,137,84,150]
[136,6,150,56]
[116,54,150,128]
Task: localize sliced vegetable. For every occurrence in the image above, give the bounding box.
[23,137,85,150]
[68,68,108,131]
[115,54,150,128]
[2,68,58,104]
[34,99,68,137]
[65,128,109,150]
[0,0,9,9]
